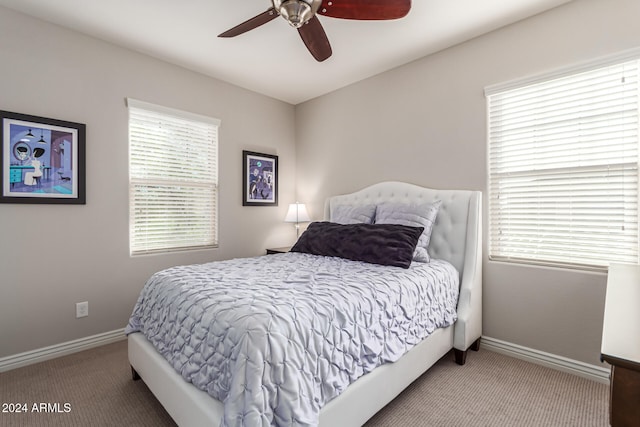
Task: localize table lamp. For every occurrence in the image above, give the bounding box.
[285,202,311,238]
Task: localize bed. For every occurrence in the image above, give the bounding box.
[127,181,482,426]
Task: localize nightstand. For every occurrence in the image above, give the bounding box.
[266,246,292,255]
[601,264,640,427]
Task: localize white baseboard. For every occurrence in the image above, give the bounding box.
[0,328,126,373]
[481,336,610,384]
[0,331,611,385]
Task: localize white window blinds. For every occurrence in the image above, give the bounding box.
[128,99,220,255]
[486,57,640,269]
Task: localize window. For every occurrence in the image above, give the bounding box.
[486,54,640,270]
[128,99,220,255]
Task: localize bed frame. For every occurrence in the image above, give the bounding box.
[128,181,482,426]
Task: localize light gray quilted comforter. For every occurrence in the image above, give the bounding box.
[125,253,459,427]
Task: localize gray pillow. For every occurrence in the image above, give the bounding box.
[375,200,442,262]
[330,204,376,224]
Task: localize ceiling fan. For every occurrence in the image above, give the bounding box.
[218,0,412,62]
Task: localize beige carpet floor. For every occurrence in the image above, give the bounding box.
[0,340,608,426]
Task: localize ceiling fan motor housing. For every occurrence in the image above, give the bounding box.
[272,0,322,28]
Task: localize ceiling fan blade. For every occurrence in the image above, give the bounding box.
[298,16,332,62]
[318,0,411,20]
[218,8,279,37]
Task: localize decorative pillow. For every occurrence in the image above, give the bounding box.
[330,204,376,224]
[375,200,442,263]
[291,222,424,269]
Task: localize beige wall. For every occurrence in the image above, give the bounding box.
[295,0,640,365]
[0,7,296,357]
[2,0,639,367]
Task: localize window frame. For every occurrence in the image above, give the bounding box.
[485,49,640,271]
[127,98,220,256]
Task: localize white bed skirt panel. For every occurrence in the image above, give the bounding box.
[129,326,453,427]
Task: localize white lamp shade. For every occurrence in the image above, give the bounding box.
[285,203,310,223]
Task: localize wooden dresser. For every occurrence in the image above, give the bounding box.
[601,264,640,427]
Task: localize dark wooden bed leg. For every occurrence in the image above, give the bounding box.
[131,366,141,381]
[454,338,481,365]
[454,349,467,365]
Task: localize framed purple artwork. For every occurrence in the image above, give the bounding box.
[242,150,278,206]
[0,111,86,204]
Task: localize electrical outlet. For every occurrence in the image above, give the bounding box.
[76,301,88,318]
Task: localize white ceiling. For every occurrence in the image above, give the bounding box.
[0,0,572,104]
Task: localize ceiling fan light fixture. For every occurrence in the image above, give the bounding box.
[281,1,311,27]
[273,0,320,28]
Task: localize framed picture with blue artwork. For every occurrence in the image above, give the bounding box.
[0,110,86,204]
[242,150,278,206]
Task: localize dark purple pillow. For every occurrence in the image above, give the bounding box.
[291,222,424,269]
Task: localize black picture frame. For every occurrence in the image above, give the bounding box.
[0,110,86,204]
[242,150,278,206]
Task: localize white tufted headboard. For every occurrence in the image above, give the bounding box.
[324,181,482,351]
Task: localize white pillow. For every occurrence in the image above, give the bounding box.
[375,200,442,262]
[330,204,376,224]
